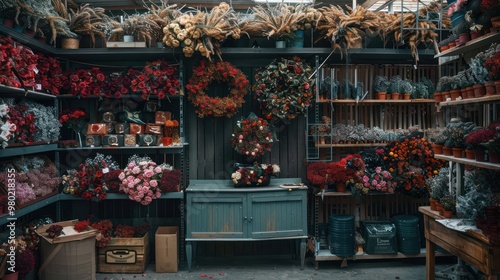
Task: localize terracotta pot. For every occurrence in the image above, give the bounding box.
[485,81,496,96]
[3,272,19,280]
[470,30,482,40]
[391,93,400,100]
[2,18,14,28]
[429,198,438,211]
[466,86,475,99]
[443,210,453,218]
[403,93,411,100]
[436,203,444,216]
[492,16,500,29]
[433,143,444,154]
[489,151,500,164]
[474,149,486,162]
[458,32,470,45]
[434,92,443,102]
[336,182,347,193]
[442,91,451,101]
[377,92,387,100]
[465,149,475,159]
[386,93,391,100]
[440,45,449,52]
[452,147,464,158]
[473,84,486,98]
[495,81,500,94]
[450,89,461,100]
[443,146,453,156]
[460,88,468,99]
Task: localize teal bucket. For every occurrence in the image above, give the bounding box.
[450,10,465,28]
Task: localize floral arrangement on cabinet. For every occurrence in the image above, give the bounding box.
[231,162,280,187]
[0,236,36,278]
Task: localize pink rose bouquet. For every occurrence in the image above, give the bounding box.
[119,155,163,205]
[362,166,395,193]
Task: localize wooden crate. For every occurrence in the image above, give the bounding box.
[97,232,150,273]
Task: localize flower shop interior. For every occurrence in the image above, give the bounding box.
[0,0,500,279]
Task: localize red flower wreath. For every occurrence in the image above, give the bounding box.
[186,60,249,118]
[231,115,273,158]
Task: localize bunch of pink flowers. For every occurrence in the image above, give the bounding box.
[118,155,163,205]
[362,166,395,193]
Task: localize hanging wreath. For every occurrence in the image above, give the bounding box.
[231,115,274,158]
[254,57,315,123]
[186,60,249,118]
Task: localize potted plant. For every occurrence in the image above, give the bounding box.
[441,195,456,218]
[108,13,160,46]
[307,162,333,190]
[401,79,413,99]
[67,4,112,48]
[465,127,493,160]
[436,76,454,101]
[426,167,450,211]
[328,161,357,193]
[389,75,403,100]
[373,75,390,99]
[428,127,447,154]
[443,121,477,157]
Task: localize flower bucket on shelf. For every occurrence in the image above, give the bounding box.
[292,30,304,48]
[61,38,80,49]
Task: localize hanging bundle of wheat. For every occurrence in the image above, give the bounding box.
[288,4,321,31]
[108,13,161,46]
[144,1,183,42]
[162,2,241,60]
[383,12,438,64]
[240,3,305,41]
[68,4,111,47]
[316,5,379,56]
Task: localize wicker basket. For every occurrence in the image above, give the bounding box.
[61,38,80,49]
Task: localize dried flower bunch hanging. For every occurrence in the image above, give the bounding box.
[108,13,161,46]
[293,4,322,31]
[162,2,241,60]
[254,57,314,123]
[186,60,249,118]
[316,5,379,55]
[144,2,183,42]
[67,4,111,47]
[241,3,305,41]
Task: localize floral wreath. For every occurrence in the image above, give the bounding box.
[254,57,314,123]
[186,60,249,118]
[231,115,273,158]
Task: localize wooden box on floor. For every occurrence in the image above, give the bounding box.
[97,232,150,273]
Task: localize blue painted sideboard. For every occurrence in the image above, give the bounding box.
[185,178,308,270]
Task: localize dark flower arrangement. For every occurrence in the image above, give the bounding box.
[64,67,106,98]
[0,36,38,89]
[231,162,280,187]
[160,169,182,192]
[254,57,314,123]
[45,224,63,238]
[91,219,113,248]
[129,60,180,100]
[1,236,36,278]
[74,220,90,233]
[306,162,333,187]
[231,115,273,158]
[484,51,500,81]
[104,170,123,193]
[74,219,151,247]
[101,71,131,99]
[8,103,37,143]
[59,108,88,133]
[466,128,494,149]
[35,53,66,95]
[328,162,357,184]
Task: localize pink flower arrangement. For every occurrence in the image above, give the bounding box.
[119,155,163,205]
[362,166,395,193]
[448,0,468,16]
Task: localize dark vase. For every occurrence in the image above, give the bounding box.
[474,149,486,162]
[489,151,500,163]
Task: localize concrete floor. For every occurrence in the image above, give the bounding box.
[96,256,460,280]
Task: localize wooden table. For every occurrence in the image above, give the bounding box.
[419,206,500,280]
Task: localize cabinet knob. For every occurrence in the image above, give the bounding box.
[248,217,253,222]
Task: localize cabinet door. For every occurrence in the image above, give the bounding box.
[186,194,245,239]
[248,190,307,239]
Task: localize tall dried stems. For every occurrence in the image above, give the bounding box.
[242,3,306,40]
[316,5,379,55]
[144,1,182,42]
[108,13,161,46]
[68,4,112,47]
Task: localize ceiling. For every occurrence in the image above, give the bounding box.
[70,0,446,12]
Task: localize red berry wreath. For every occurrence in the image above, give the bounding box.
[186,60,249,118]
[231,115,274,158]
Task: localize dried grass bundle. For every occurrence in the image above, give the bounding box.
[242,3,305,40]
[108,13,161,46]
[144,1,183,41]
[383,12,438,64]
[68,4,111,47]
[162,2,241,60]
[316,5,380,55]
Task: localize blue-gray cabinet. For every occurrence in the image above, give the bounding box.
[186,179,308,270]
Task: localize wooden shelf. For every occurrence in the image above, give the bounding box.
[0,143,58,157]
[317,99,435,104]
[0,84,56,100]
[435,31,500,58]
[434,154,500,170]
[58,191,184,200]
[57,144,187,154]
[316,143,387,148]
[438,94,500,107]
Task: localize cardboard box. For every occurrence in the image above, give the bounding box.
[155,226,178,272]
[97,232,150,273]
[36,220,98,280]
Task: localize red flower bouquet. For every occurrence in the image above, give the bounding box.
[231,162,280,187]
[102,71,131,99]
[64,67,106,97]
[306,162,333,188]
[92,219,113,248]
[8,104,37,143]
[484,51,500,81]
[0,36,38,89]
[59,108,88,133]
[35,53,66,95]
[129,60,180,100]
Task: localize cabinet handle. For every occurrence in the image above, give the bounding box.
[244,216,247,222]
[248,217,253,222]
